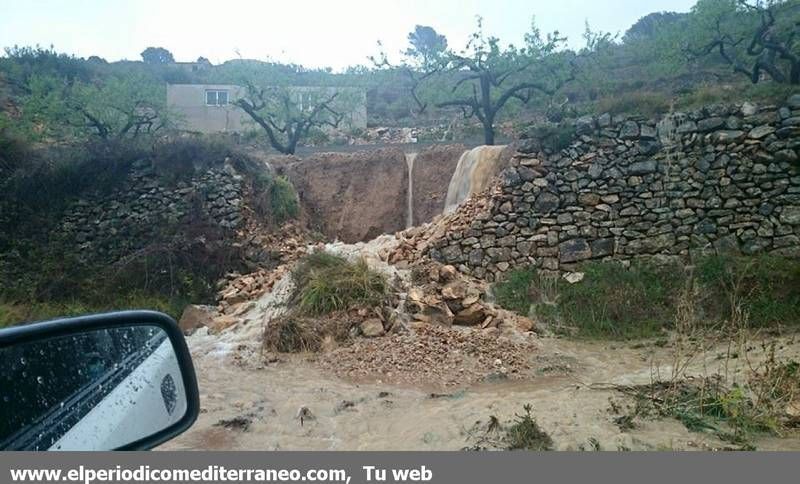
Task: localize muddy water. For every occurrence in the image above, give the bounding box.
[443,145,507,214]
[405,153,417,229]
[162,335,800,451]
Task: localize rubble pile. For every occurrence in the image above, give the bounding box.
[235,220,311,270]
[388,189,498,266]
[402,261,535,334]
[318,322,538,387]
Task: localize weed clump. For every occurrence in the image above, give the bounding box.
[263,313,355,353]
[504,404,554,451]
[463,404,554,451]
[291,252,388,316]
[620,375,791,449]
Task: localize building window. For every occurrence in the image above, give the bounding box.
[205,90,229,106]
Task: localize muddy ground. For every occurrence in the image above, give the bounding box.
[163,332,800,451]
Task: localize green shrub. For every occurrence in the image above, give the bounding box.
[269,176,299,222]
[675,82,796,111]
[493,267,538,316]
[291,252,388,315]
[250,172,299,224]
[1,139,147,216]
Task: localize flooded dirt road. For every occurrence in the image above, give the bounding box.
[163,331,800,451]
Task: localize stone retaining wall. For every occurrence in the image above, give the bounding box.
[59,160,245,264]
[428,97,800,281]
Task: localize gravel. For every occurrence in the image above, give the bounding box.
[318,323,538,387]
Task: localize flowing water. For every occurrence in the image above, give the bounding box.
[163,329,800,451]
[405,153,417,229]
[443,145,507,214]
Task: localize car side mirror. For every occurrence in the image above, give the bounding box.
[0,311,199,451]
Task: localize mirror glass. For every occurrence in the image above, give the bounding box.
[0,325,188,450]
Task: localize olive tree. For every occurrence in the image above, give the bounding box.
[686,0,800,85]
[18,72,171,140]
[380,18,577,145]
[235,84,359,154]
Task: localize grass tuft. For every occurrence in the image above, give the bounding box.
[291,252,388,316]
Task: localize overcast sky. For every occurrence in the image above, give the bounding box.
[1,0,698,70]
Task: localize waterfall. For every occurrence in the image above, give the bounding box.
[443,145,507,214]
[405,152,417,229]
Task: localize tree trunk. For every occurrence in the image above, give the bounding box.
[483,119,495,145]
[480,75,495,145]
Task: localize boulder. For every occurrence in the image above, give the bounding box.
[208,315,239,335]
[441,281,468,300]
[534,191,560,213]
[741,102,758,116]
[439,264,458,281]
[780,206,800,225]
[562,272,585,284]
[178,305,217,334]
[711,130,745,143]
[453,304,487,326]
[698,117,725,132]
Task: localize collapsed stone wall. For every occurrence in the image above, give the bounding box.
[277,149,408,243]
[424,98,800,281]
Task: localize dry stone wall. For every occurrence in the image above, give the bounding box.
[428,97,800,281]
[59,160,246,264]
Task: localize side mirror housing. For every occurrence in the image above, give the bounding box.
[0,311,200,450]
